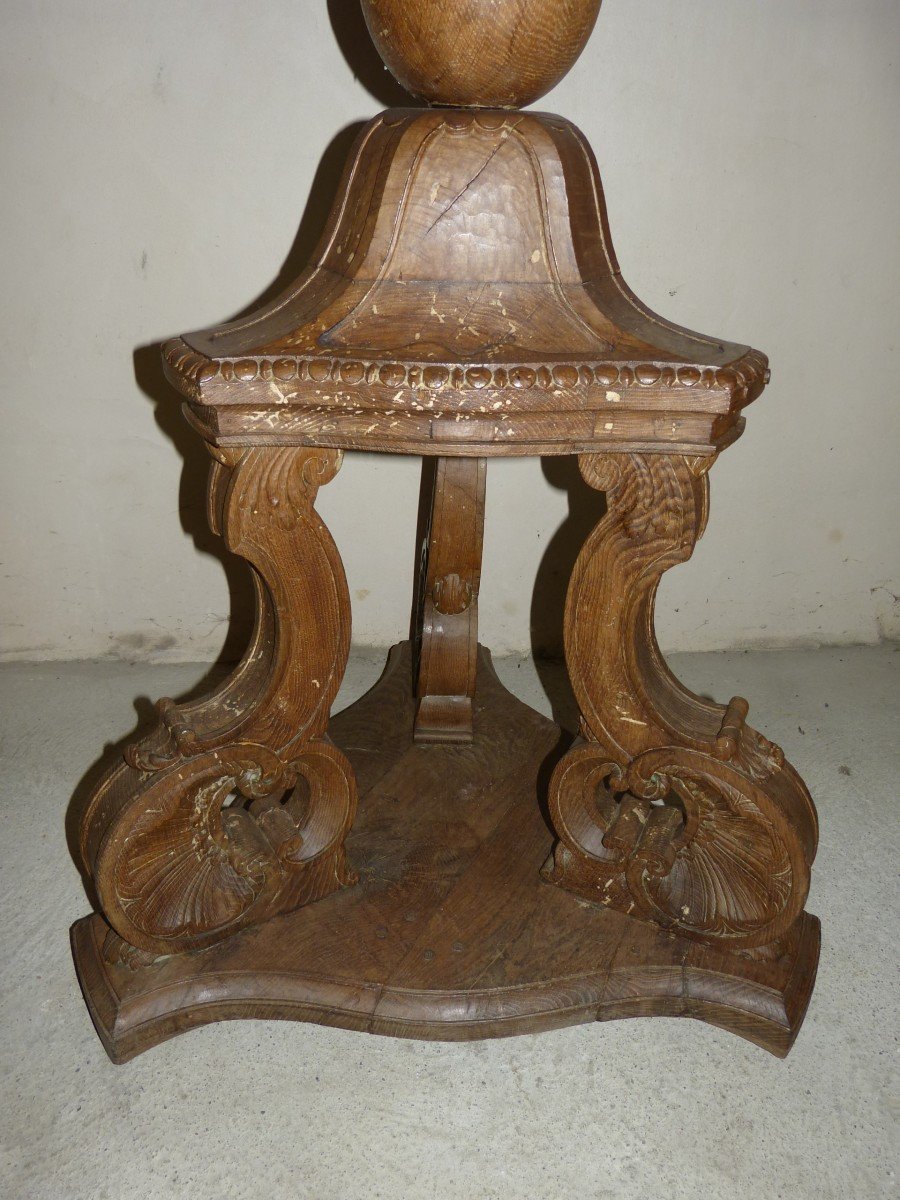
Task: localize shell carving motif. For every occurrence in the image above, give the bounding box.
[547,742,809,949]
[97,742,357,955]
[432,573,472,616]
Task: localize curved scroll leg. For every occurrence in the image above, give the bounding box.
[78,446,357,957]
[544,453,819,956]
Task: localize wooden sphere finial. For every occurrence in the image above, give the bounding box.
[360,0,602,109]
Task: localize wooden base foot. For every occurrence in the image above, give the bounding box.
[72,643,819,1064]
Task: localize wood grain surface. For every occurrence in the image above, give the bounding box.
[360,0,603,108]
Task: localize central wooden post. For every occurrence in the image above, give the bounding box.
[414,457,487,744]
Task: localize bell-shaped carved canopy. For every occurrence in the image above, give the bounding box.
[164,111,767,457]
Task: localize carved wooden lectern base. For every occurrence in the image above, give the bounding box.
[72,0,820,1062]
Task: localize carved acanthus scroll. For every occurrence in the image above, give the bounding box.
[80,447,357,956]
[545,453,818,951]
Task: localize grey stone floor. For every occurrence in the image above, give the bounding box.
[0,646,896,1200]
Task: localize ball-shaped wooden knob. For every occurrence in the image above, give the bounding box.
[360,0,602,109]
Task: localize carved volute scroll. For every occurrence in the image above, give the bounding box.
[545,453,819,951]
[79,447,358,955]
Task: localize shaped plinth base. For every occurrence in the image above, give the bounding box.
[72,643,819,1063]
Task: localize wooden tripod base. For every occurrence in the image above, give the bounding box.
[72,644,819,1063]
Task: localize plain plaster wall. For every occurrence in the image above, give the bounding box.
[1,0,898,662]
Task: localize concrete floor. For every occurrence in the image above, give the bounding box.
[0,645,896,1199]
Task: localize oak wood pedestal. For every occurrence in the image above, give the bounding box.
[71,0,820,1063]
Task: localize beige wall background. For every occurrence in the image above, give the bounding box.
[2,0,897,662]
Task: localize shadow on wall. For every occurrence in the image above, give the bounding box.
[127,0,410,685]
[531,458,607,733]
[327,0,413,108]
[125,0,410,677]
[132,117,368,684]
[66,117,369,898]
[121,0,409,690]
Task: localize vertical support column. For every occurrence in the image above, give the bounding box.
[77,446,358,957]
[414,457,487,744]
[545,452,818,955]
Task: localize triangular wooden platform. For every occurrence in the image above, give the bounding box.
[72,645,818,1063]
